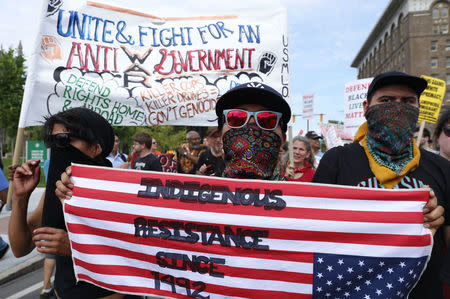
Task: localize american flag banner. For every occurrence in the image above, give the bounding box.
[64,164,432,299]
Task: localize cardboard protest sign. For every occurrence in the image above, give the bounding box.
[19,1,289,128]
[65,164,432,298]
[418,75,446,124]
[344,78,372,138]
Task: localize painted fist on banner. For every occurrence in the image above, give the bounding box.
[258,52,277,75]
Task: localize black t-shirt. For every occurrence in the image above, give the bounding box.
[134,153,162,171]
[42,147,114,298]
[195,149,225,177]
[313,142,450,299]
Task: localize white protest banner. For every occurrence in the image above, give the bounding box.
[302,94,314,120]
[344,78,372,138]
[19,1,289,127]
[65,164,432,298]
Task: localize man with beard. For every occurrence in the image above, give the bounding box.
[9,108,124,298]
[312,71,448,298]
[195,127,225,177]
[177,130,206,174]
[132,132,162,172]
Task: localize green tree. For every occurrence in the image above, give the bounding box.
[113,125,188,154]
[0,47,26,139]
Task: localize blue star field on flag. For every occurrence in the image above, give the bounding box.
[312,253,428,298]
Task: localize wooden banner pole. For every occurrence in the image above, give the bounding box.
[288,126,294,168]
[416,121,426,148]
[6,127,25,208]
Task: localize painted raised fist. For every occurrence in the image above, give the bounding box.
[258,52,277,75]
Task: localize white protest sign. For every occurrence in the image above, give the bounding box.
[319,123,346,149]
[19,1,289,127]
[344,78,372,137]
[302,94,314,120]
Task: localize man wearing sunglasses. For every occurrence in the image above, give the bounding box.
[9,108,121,298]
[215,82,291,180]
[435,109,450,161]
[312,71,449,299]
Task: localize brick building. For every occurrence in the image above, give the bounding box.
[351,0,450,113]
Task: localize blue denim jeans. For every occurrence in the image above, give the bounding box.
[0,236,8,251]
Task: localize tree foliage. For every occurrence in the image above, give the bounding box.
[0,48,26,138]
[113,125,188,154]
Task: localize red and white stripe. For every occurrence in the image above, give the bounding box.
[64,164,432,298]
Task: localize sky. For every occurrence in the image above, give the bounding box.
[0,0,390,134]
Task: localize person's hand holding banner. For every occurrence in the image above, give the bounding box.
[55,166,74,203]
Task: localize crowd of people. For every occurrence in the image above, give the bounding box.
[1,71,450,298]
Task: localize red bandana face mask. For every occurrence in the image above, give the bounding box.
[222,123,281,180]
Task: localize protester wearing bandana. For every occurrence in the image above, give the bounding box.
[215,82,291,180]
[313,71,449,299]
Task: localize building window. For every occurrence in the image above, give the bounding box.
[447,40,450,50]
[431,41,438,51]
[433,25,440,34]
[431,58,438,68]
[447,57,450,67]
[442,24,449,34]
[442,7,448,18]
[446,74,450,84]
[433,8,440,18]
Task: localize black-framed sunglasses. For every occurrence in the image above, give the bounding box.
[45,133,73,148]
[223,109,282,131]
[443,126,450,137]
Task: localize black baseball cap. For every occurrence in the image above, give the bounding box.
[305,131,322,139]
[367,71,428,102]
[216,82,291,132]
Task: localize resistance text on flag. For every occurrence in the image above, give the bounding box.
[65,164,432,298]
[18,1,289,128]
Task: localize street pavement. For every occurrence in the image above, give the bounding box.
[0,187,46,285]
